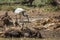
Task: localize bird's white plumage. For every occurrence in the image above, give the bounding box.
[14,8,25,14]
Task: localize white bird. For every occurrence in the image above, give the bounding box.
[14,8,25,14]
[13,8,29,27]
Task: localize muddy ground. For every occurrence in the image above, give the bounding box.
[0,10,60,38]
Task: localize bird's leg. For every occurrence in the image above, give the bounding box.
[27,15,29,22]
[19,13,23,28]
[19,13,22,22]
[25,15,29,22]
[14,15,18,27]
